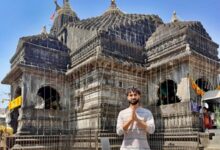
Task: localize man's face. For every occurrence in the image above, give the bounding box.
[127,91,140,105]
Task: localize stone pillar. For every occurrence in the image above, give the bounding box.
[177,77,190,102]
[16,76,32,135]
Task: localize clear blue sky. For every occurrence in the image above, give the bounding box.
[0,0,220,108]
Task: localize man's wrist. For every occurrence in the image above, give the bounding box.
[136,119,147,130]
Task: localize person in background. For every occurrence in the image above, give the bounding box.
[203,103,212,132]
[116,87,155,150]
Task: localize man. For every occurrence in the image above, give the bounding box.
[202,103,212,132]
[116,87,155,150]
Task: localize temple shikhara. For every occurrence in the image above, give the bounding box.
[1,0,220,149]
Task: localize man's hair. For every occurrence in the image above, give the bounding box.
[126,87,141,96]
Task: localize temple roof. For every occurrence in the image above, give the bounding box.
[20,33,69,52]
[69,0,162,32]
[146,21,212,48]
[72,13,162,31]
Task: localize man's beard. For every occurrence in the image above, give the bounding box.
[129,99,139,105]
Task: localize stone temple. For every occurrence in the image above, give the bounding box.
[1,0,220,149]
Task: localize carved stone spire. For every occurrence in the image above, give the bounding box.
[63,0,71,9]
[105,0,123,15]
[171,11,179,23]
[54,0,61,11]
[61,0,76,16]
[50,0,79,36]
[41,26,48,35]
[110,0,117,9]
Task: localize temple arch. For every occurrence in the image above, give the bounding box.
[37,86,61,110]
[157,79,180,105]
[195,77,212,92]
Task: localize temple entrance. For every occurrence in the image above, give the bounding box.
[10,87,21,134]
[37,86,61,110]
[157,80,180,106]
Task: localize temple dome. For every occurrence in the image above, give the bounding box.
[73,13,162,32]
[145,20,218,61]
[71,0,162,32]
[68,0,163,46]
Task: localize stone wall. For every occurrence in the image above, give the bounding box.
[147,61,190,105]
[67,27,98,54]
[69,57,147,131]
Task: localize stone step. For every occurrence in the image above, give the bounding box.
[209,129,220,134]
[209,136,220,144]
[11,144,62,150]
[163,146,198,150]
[71,145,121,150]
[205,147,220,150]
[206,129,220,149]
[70,148,95,150]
